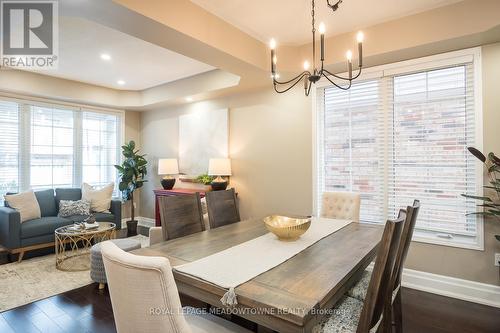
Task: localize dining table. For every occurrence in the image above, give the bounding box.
[132,218,383,333]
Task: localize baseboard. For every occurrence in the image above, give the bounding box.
[121,216,155,229]
[367,263,500,308]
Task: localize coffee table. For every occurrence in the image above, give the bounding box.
[55,222,116,271]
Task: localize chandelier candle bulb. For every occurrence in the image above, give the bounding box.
[357,32,364,67]
[303,60,310,71]
[319,22,325,61]
[346,50,353,79]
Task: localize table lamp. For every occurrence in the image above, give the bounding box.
[208,158,231,191]
[158,158,179,190]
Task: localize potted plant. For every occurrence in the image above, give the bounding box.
[196,174,215,186]
[462,147,500,242]
[115,140,148,237]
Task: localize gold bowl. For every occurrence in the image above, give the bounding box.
[263,215,311,241]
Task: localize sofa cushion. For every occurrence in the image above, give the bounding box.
[55,188,82,211]
[20,216,73,239]
[34,189,57,217]
[66,213,115,224]
[4,190,41,223]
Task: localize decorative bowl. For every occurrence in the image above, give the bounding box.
[263,215,311,241]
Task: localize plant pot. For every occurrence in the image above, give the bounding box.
[161,178,176,190]
[126,220,138,237]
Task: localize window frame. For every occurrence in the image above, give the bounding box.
[0,93,125,197]
[312,47,484,250]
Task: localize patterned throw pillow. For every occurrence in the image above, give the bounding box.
[58,200,91,217]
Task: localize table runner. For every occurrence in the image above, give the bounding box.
[174,218,352,306]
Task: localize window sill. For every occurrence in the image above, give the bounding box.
[412,230,484,251]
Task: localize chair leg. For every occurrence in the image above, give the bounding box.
[17,251,25,263]
[393,289,403,333]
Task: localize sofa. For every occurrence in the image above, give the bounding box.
[0,188,121,262]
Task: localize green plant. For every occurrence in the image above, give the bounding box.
[461,147,500,242]
[114,141,148,222]
[196,174,215,185]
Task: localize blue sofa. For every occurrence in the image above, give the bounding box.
[0,188,121,261]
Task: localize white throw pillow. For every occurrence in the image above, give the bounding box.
[81,183,114,213]
[4,190,41,223]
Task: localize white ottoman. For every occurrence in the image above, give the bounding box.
[90,238,142,289]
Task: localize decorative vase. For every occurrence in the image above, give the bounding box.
[126,220,138,237]
[210,181,228,191]
[161,178,176,190]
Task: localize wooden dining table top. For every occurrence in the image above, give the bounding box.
[132,218,383,333]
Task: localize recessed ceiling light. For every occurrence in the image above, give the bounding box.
[185,97,193,102]
[100,53,112,61]
[117,80,126,86]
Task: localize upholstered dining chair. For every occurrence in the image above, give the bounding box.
[313,209,406,333]
[346,200,420,333]
[321,192,361,221]
[149,193,205,245]
[206,188,240,229]
[101,241,251,333]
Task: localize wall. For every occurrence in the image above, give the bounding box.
[139,43,500,286]
[140,87,312,220]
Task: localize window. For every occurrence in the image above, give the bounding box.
[0,96,123,199]
[315,48,483,249]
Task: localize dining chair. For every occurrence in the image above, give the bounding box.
[206,188,240,229]
[313,209,406,333]
[101,241,251,333]
[386,199,420,333]
[346,200,420,332]
[149,193,204,244]
[321,192,361,221]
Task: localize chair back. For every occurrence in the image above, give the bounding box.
[206,188,240,229]
[159,193,204,241]
[321,192,361,221]
[356,209,406,333]
[392,200,420,288]
[101,241,190,333]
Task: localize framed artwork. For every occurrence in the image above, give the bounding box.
[178,108,228,175]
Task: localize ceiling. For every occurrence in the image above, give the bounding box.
[25,17,214,91]
[191,0,464,45]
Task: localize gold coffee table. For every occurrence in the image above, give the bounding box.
[55,222,116,271]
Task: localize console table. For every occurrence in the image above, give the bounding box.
[153,188,206,226]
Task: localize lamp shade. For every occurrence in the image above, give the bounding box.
[158,158,179,175]
[208,158,232,176]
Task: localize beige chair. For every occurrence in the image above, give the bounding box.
[321,192,361,221]
[101,241,251,333]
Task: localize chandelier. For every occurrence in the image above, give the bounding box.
[269,0,364,96]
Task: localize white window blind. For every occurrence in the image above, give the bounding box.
[82,111,120,188]
[319,80,386,223]
[30,105,75,189]
[388,65,478,240]
[315,49,482,249]
[0,100,20,197]
[0,96,123,199]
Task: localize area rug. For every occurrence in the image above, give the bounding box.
[0,235,149,312]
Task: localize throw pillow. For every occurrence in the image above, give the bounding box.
[58,200,91,218]
[4,190,41,223]
[82,182,114,213]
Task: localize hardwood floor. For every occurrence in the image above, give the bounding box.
[0,285,498,333]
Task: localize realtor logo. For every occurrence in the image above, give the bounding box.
[1,0,58,69]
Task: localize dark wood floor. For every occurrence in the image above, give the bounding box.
[0,285,498,333]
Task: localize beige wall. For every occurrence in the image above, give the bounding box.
[140,88,312,221]
[139,43,500,285]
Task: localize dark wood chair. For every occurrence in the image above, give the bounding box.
[158,193,205,241]
[206,188,240,229]
[386,200,421,333]
[314,210,406,333]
